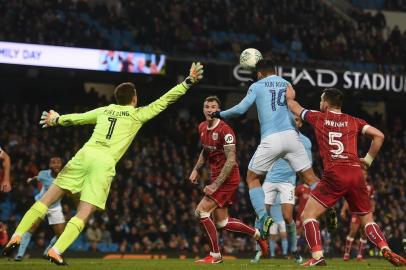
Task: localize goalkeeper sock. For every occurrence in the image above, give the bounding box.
[16,232,32,258]
[286,221,298,252]
[15,201,48,236]
[53,216,85,254]
[249,187,267,219]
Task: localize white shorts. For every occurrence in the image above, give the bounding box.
[46,205,65,225]
[269,221,286,235]
[263,182,295,205]
[248,130,311,175]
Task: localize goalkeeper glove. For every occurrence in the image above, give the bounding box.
[39,110,60,128]
[183,62,204,88]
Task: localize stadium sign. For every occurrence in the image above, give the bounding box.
[233,65,406,93]
[0,41,166,75]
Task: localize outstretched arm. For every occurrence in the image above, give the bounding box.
[219,88,256,119]
[136,83,189,123]
[136,62,204,123]
[58,107,105,126]
[39,107,105,128]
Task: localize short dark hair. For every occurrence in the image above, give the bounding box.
[322,88,344,108]
[114,82,136,105]
[204,96,221,107]
[256,58,276,73]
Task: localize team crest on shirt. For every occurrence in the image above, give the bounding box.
[212,132,218,140]
[224,134,234,144]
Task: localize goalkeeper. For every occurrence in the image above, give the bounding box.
[2,62,204,265]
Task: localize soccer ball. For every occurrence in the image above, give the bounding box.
[239,48,263,70]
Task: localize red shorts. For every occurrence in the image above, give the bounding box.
[351,214,361,226]
[208,178,239,208]
[311,165,371,215]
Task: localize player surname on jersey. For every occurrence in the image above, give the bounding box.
[324,120,348,127]
[104,109,130,117]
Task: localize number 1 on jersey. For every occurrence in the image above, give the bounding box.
[106,117,117,139]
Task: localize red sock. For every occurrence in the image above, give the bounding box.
[223,218,256,236]
[303,219,322,253]
[365,222,388,250]
[358,238,367,256]
[344,236,354,254]
[200,217,220,253]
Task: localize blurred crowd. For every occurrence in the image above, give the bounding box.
[0,90,405,257]
[1,0,405,72]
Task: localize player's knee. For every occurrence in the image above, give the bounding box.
[216,218,228,229]
[194,209,210,219]
[302,218,318,226]
[283,216,293,224]
[282,212,293,224]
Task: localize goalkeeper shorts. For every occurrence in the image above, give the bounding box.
[54,147,115,210]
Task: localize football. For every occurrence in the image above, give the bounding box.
[239,48,263,70]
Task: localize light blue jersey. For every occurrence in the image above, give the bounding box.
[264,133,312,185]
[220,75,294,139]
[34,169,61,208]
[270,197,284,223]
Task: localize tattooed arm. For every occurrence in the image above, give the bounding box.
[189,149,207,184]
[203,145,237,195]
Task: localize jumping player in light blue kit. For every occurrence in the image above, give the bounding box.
[212,59,319,237]
[251,118,311,263]
[14,157,65,261]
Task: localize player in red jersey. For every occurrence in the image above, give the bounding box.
[189,96,268,264]
[295,183,311,236]
[286,86,406,267]
[341,165,375,262]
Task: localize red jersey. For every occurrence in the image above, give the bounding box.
[301,110,369,171]
[198,120,240,184]
[295,183,310,217]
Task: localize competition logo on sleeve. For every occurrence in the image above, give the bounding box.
[224,134,234,144]
[212,132,218,140]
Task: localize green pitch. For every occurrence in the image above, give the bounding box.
[0,258,396,269]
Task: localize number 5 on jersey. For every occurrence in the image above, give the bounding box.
[328,132,344,156]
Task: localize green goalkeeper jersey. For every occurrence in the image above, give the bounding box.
[58,83,188,163]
